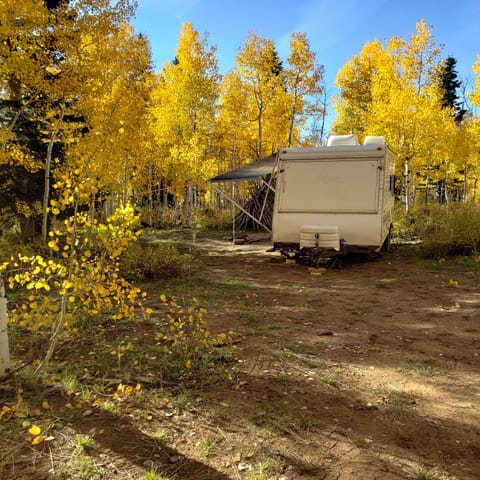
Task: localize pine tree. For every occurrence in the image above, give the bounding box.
[439,56,467,123]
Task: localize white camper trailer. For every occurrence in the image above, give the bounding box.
[209,135,396,264]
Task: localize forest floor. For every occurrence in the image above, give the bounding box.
[1,231,480,480]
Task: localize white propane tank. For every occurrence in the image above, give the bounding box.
[299,225,340,251]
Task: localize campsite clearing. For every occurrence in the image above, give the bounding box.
[1,234,479,480]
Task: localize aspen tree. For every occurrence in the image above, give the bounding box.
[284,32,325,147]
[235,32,284,159]
[333,20,457,210]
[468,57,480,200]
[0,0,153,372]
[67,22,153,208]
[0,0,143,237]
[150,23,219,225]
[0,277,10,377]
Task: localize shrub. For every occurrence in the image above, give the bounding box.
[1,203,145,372]
[120,242,186,281]
[0,208,18,237]
[155,297,234,379]
[195,207,232,230]
[399,202,480,258]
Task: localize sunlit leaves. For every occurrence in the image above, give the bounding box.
[3,202,145,338]
[1,0,150,238]
[284,32,325,146]
[471,56,480,107]
[28,424,41,436]
[149,22,219,194]
[155,296,233,376]
[111,382,142,401]
[332,20,458,184]
[215,29,324,190]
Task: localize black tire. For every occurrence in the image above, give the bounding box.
[381,224,393,252]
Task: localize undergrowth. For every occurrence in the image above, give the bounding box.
[120,241,188,281]
[395,202,480,258]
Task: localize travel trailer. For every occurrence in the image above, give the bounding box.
[209,135,396,264]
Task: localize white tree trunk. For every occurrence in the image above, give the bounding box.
[185,183,193,228]
[0,278,11,376]
[42,104,65,242]
[404,158,410,213]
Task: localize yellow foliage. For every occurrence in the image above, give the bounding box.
[155,297,233,376]
[3,202,145,346]
[28,425,41,436]
[471,56,480,107]
[332,19,459,185]
[149,22,219,187]
[31,435,44,445]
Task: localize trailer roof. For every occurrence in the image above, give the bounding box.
[208,142,390,183]
[208,154,277,183]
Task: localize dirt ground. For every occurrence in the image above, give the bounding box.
[2,236,480,480]
[181,238,480,480]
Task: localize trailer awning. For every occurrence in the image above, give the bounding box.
[208,154,277,183]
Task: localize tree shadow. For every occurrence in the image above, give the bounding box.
[74,410,230,480]
[197,366,480,479]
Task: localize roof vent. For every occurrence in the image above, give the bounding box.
[363,136,385,145]
[327,134,359,146]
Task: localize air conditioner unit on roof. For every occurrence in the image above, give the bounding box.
[326,134,359,146]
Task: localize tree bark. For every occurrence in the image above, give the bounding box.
[147,164,153,226]
[42,103,65,242]
[404,158,410,213]
[444,161,450,205]
[0,278,11,376]
[35,200,78,374]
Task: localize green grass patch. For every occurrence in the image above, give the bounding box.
[401,359,442,377]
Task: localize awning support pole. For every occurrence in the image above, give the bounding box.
[259,154,279,222]
[211,185,272,233]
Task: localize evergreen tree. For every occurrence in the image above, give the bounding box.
[440,56,467,123]
[271,49,283,77]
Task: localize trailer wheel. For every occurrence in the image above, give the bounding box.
[381,224,393,252]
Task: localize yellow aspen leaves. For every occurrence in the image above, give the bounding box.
[1,405,14,419]
[48,240,60,251]
[112,382,142,400]
[27,425,43,445]
[31,435,45,445]
[284,32,325,147]
[3,203,145,340]
[333,20,460,190]
[471,56,480,106]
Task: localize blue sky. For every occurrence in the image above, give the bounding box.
[132,0,479,121]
